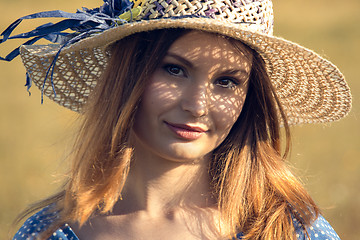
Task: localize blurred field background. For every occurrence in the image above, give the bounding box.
[0,0,359,239]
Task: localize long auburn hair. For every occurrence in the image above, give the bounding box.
[15,29,318,239]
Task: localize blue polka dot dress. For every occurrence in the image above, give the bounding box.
[13,205,341,240]
[13,205,78,240]
[292,215,341,240]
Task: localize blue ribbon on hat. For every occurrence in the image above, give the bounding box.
[0,0,133,100]
[0,0,133,61]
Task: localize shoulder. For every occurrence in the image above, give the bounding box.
[234,215,341,240]
[13,205,78,240]
[293,215,341,240]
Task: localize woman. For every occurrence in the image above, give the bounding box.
[1,0,351,239]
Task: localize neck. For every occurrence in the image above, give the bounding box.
[112,144,216,218]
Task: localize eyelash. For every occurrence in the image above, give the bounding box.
[162,63,241,89]
[215,77,240,89]
[163,64,187,77]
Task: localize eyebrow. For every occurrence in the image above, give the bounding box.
[165,52,194,69]
[165,52,250,76]
[221,69,249,76]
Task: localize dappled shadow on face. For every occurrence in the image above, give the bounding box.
[124,31,254,239]
[148,31,253,147]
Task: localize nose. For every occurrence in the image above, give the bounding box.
[181,83,209,117]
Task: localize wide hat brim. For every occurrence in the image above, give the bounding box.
[20,17,352,125]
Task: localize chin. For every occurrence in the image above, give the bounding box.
[159,143,213,163]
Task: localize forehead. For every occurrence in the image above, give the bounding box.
[167,31,252,70]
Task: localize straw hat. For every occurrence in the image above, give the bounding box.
[1,0,352,124]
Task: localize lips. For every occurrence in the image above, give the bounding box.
[165,122,208,140]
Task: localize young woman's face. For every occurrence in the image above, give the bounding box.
[132,31,252,162]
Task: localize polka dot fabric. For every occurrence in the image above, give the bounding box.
[14,206,340,240]
[13,205,78,240]
[293,215,341,240]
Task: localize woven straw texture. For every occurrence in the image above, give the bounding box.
[19,0,351,125]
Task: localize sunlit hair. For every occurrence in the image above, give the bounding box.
[61,29,190,223]
[211,42,319,238]
[15,29,318,239]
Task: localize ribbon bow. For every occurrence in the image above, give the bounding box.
[0,0,142,99]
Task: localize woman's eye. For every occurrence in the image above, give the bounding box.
[164,64,186,77]
[215,78,239,89]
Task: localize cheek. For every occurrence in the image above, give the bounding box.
[133,75,182,134]
[211,91,247,131]
[142,74,181,109]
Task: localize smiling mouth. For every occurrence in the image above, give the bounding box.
[165,122,207,140]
